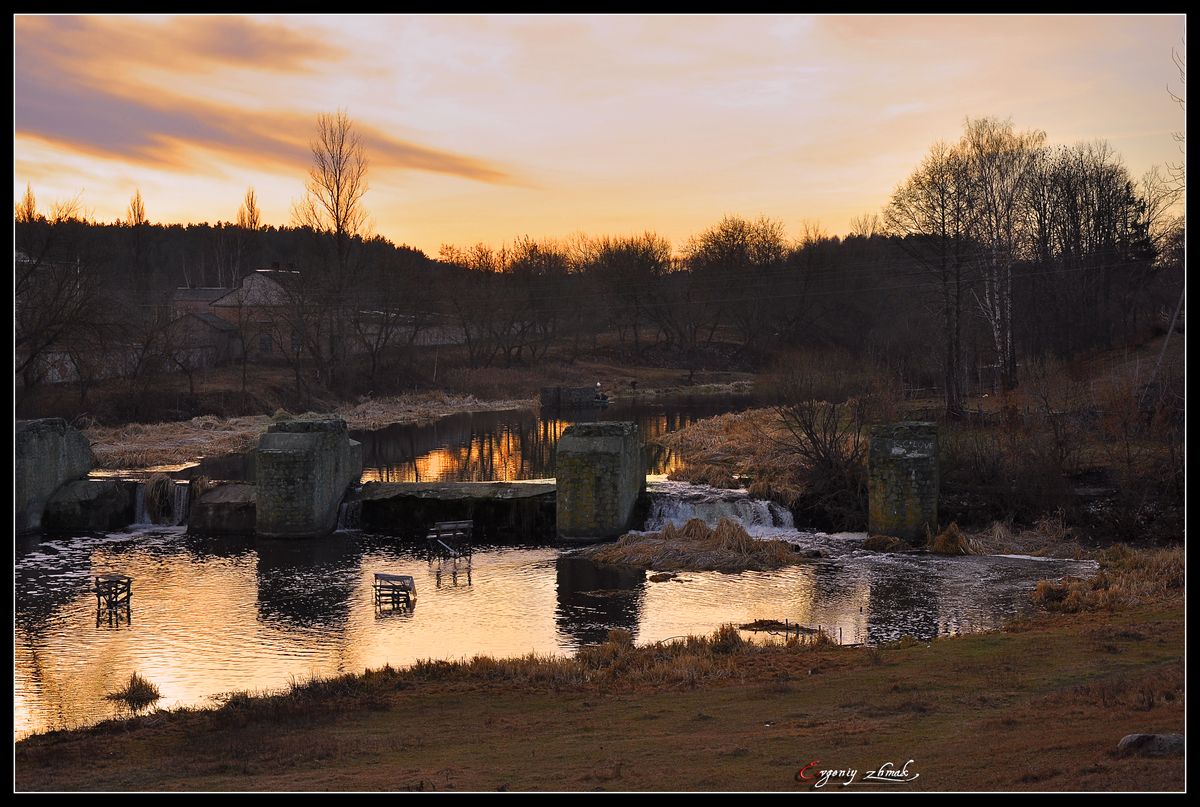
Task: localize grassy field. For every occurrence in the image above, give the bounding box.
[16,591,1183,791]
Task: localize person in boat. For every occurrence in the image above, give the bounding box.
[595,382,609,404]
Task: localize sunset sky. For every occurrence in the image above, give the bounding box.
[14,14,1186,256]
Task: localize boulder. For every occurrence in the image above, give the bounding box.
[1117,733,1184,757]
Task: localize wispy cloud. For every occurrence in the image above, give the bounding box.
[14,15,514,184]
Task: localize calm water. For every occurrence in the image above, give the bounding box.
[14,504,1093,739]
[353,395,756,483]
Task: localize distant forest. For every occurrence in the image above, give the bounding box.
[16,117,1185,417]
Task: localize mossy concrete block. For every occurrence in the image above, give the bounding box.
[868,421,939,543]
[42,479,135,533]
[556,421,644,541]
[189,483,257,535]
[16,418,93,533]
[255,417,363,539]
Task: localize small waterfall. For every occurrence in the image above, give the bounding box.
[170,481,191,527]
[336,498,362,531]
[132,478,191,526]
[644,480,794,531]
[133,483,149,525]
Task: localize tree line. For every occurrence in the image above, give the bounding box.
[15,114,1184,417]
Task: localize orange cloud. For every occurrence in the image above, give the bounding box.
[15,15,514,184]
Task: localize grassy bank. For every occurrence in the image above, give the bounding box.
[83,392,536,469]
[16,550,1183,791]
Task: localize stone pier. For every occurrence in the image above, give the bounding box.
[255,418,362,539]
[868,421,939,542]
[16,418,93,533]
[555,421,644,541]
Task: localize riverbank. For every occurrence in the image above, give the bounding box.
[83,392,537,469]
[16,550,1183,791]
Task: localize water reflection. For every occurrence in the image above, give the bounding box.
[554,556,646,647]
[254,538,363,631]
[14,528,1094,739]
[865,561,942,645]
[355,396,755,482]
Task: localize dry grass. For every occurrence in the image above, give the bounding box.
[17,595,1184,792]
[580,517,803,572]
[334,391,535,431]
[189,475,217,502]
[657,413,796,475]
[85,392,536,468]
[657,408,805,502]
[862,534,902,552]
[144,473,175,524]
[209,624,832,714]
[105,672,161,709]
[971,511,1088,559]
[1031,544,1184,613]
[927,522,978,555]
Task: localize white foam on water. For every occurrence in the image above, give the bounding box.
[645,479,794,531]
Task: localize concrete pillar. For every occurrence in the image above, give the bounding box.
[43,480,136,532]
[16,418,93,533]
[255,418,362,539]
[555,421,644,541]
[868,422,939,542]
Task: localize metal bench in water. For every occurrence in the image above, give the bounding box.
[373,573,417,608]
[426,520,473,559]
[93,573,132,626]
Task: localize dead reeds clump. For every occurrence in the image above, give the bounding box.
[581,517,803,572]
[105,672,161,709]
[144,473,175,524]
[1030,544,1183,613]
[862,535,902,552]
[927,522,977,555]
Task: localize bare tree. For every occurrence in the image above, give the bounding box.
[292,110,369,274]
[126,189,147,226]
[15,190,100,402]
[290,110,371,390]
[15,182,37,225]
[237,186,262,231]
[1167,42,1185,191]
[885,140,975,416]
[683,215,787,350]
[234,186,262,286]
[960,117,1046,389]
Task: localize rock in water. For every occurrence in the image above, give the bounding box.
[1117,733,1184,757]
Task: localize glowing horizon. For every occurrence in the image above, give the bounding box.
[15,14,1187,255]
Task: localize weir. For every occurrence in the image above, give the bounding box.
[644,480,793,531]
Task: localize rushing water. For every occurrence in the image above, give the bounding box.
[14,479,1095,740]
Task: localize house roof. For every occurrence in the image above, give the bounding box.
[174,287,232,303]
[187,312,238,332]
[253,268,305,292]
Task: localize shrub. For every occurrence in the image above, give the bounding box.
[105,672,161,708]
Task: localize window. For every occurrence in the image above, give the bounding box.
[258,333,273,354]
[291,332,303,353]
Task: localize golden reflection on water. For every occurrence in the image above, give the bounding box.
[15,527,1093,739]
[359,411,688,484]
